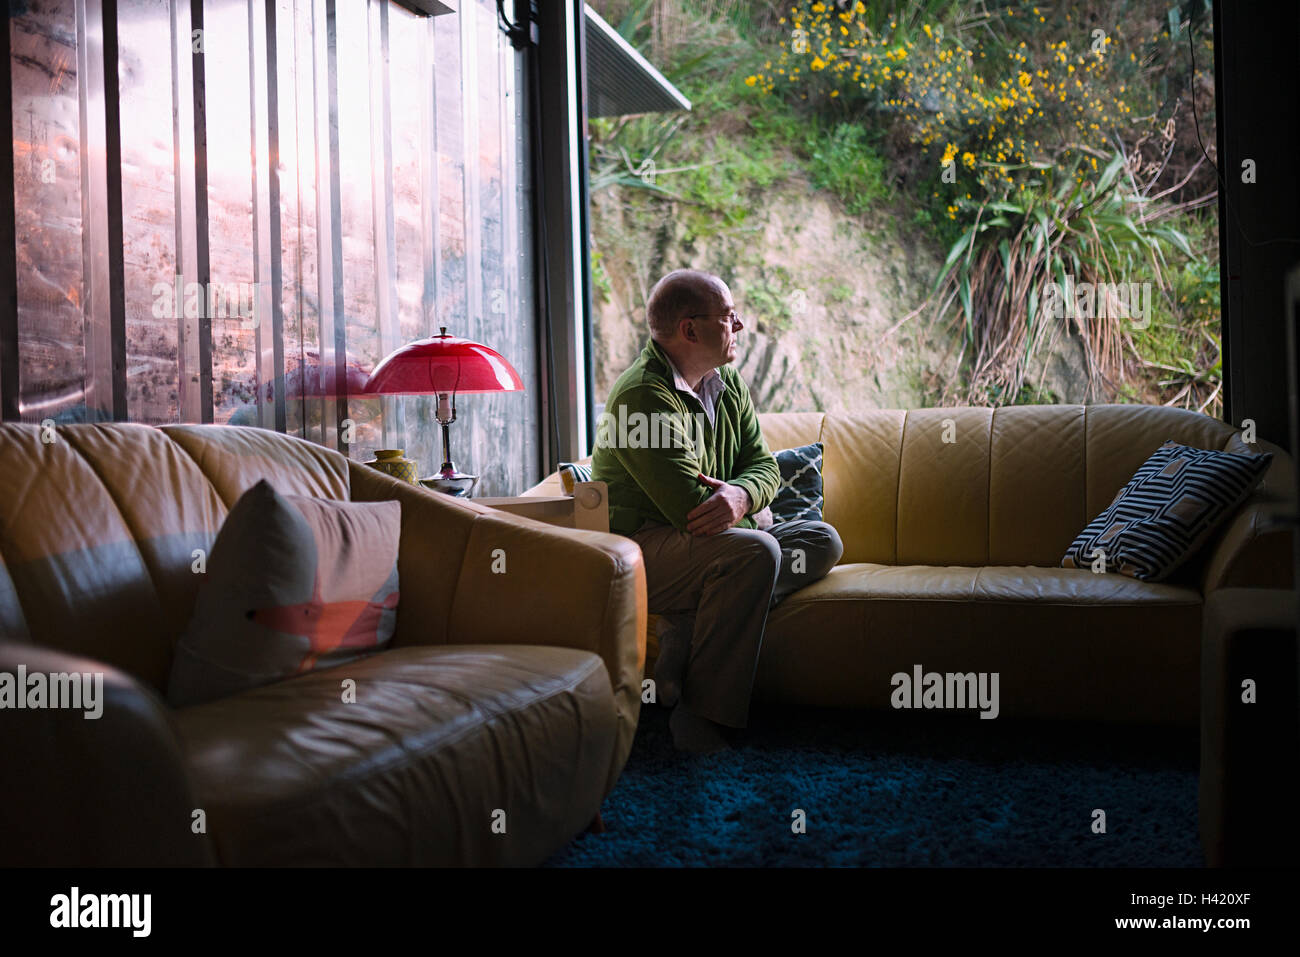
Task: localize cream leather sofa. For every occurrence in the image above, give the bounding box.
[0,423,646,866]
[527,405,1292,727]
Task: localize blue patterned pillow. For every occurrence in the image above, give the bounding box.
[1061,440,1272,582]
[770,443,824,522]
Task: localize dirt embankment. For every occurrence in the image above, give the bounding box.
[592,169,957,414]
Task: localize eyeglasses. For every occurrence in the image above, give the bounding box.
[685,311,743,327]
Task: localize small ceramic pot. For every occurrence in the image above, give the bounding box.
[366,449,419,484]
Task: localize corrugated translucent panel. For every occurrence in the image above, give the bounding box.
[203,0,258,426]
[118,0,179,424]
[276,0,308,438]
[331,0,381,458]
[289,0,327,444]
[307,0,342,450]
[10,0,89,424]
[387,2,432,468]
[249,0,282,432]
[433,8,466,334]
[461,0,513,494]
[6,0,538,495]
[504,0,537,490]
[171,0,207,422]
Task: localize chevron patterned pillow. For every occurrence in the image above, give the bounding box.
[771,442,824,522]
[1062,440,1272,582]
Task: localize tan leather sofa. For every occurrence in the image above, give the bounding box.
[0,423,646,866]
[529,405,1292,726]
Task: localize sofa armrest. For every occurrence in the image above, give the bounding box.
[478,481,611,532]
[1201,506,1293,592]
[1200,588,1299,866]
[448,509,646,793]
[348,462,646,793]
[0,642,214,866]
[1203,438,1295,592]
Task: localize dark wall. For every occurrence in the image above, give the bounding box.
[1215,0,1300,452]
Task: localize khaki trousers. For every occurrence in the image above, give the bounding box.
[629,519,843,727]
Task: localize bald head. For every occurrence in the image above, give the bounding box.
[646,269,725,342]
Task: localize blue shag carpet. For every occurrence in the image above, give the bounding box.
[544,703,1203,867]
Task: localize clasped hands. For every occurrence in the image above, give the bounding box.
[685,473,773,536]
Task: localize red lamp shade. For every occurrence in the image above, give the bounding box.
[361,329,524,498]
[364,330,524,396]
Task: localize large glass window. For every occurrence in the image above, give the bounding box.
[10,0,88,424]
[587,0,1221,417]
[7,0,537,495]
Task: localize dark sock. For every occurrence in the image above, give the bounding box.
[653,618,691,708]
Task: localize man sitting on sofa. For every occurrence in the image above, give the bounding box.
[592,269,843,753]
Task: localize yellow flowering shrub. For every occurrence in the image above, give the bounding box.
[748,1,1152,200]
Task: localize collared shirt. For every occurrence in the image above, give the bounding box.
[661,351,726,428]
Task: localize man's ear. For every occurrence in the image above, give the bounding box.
[681,318,696,342]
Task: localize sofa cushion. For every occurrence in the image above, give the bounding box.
[168,480,401,707]
[1062,440,1272,582]
[160,423,351,506]
[815,406,1244,567]
[0,423,187,689]
[756,563,1203,724]
[173,644,617,866]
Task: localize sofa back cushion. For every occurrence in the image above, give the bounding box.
[0,423,353,691]
[760,405,1247,567]
[756,411,824,453]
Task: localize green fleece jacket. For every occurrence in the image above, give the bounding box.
[592,337,781,537]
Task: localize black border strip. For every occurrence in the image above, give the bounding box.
[191,0,213,422]
[572,0,594,456]
[102,0,127,420]
[265,0,286,433]
[0,10,19,421]
[1212,0,1233,426]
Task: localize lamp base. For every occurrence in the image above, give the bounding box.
[419,470,479,497]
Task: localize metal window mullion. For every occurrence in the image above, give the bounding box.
[190,0,213,422]
[276,0,306,437]
[503,1,535,475]
[566,0,589,454]
[499,6,517,345]
[249,0,284,433]
[294,0,320,442]
[0,12,19,421]
[311,0,337,448]
[369,0,402,448]
[76,0,127,422]
[171,0,204,423]
[316,0,347,453]
[265,0,286,433]
[420,13,439,339]
[460,0,482,340]
[535,0,588,464]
